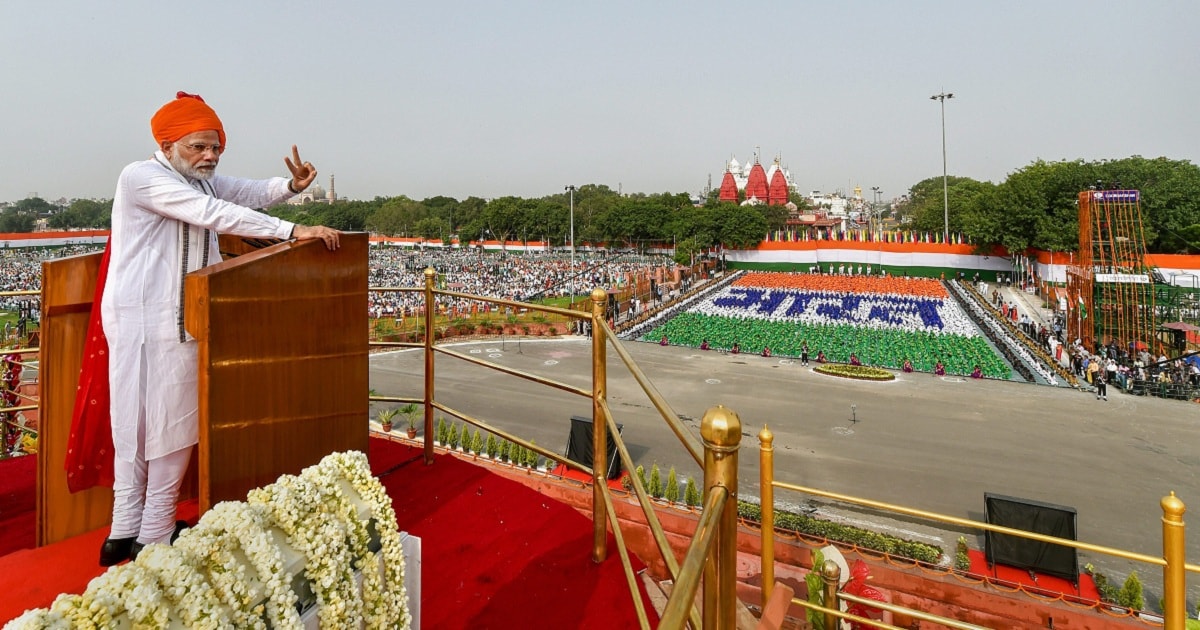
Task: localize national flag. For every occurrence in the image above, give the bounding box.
[1078,294,1088,320]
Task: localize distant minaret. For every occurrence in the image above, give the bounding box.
[328,174,336,202]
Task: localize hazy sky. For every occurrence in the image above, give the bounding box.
[2,1,1196,204]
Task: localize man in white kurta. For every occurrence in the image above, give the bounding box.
[100,92,340,565]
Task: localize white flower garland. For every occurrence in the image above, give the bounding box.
[249,472,363,628]
[3,451,410,630]
[319,451,410,629]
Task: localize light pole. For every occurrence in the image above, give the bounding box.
[565,185,576,270]
[930,91,953,243]
[870,186,880,236]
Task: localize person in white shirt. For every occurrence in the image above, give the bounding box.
[98,92,341,566]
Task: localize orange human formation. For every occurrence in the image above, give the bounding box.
[732,272,948,298]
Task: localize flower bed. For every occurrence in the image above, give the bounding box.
[814,364,896,381]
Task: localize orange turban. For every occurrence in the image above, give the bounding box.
[150,91,225,148]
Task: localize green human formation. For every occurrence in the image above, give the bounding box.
[643,313,1010,379]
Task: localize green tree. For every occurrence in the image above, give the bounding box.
[421,195,460,233]
[648,463,663,498]
[365,200,408,236]
[664,467,679,503]
[13,197,55,215]
[1117,571,1144,611]
[673,237,702,267]
[366,196,425,236]
[683,477,700,507]
[902,176,996,239]
[716,204,769,249]
[49,198,111,229]
[756,203,791,232]
[470,428,484,454]
[479,196,524,245]
[414,216,449,241]
[0,210,36,233]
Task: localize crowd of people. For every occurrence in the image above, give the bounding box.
[1068,338,1199,395]
[0,244,105,343]
[972,277,1199,399]
[2,243,1196,396]
[366,245,675,320]
[0,244,679,343]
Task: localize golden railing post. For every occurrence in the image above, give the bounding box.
[701,405,741,629]
[822,559,841,630]
[1162,492,1186,630]
[423,267,436,465]
[759,425,775,609]
[591,287,608,563]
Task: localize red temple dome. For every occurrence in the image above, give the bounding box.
[718,171,739,203]
[768,167,789,206]
[745,161,768,203]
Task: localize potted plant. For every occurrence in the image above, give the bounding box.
[377,407,399,433]
[399,403,420,439]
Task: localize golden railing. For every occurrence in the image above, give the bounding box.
[758,426,1194,630]
[0,289,40,460]
[368,268,741,629]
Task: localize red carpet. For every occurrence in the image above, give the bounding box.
[966,548,1101,604]
[0,439,657,628]
[0,454,37,558]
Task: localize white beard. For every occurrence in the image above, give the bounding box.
[167,151,216,181]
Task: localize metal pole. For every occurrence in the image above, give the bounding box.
[932,91,954,243]
[701,405,742,629]
[822,559,842,630]
[422,267,436,465]
[1161,492,1186,630]
[759,426,775,609]
[566,185,576,274]
[590,288,608,563]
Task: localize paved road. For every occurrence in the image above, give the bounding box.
[370,336,1200,599]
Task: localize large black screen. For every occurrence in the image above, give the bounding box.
[984,493,1079,584]
[564,416,623,480]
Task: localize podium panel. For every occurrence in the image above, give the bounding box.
[38,252,111,544]
[186,233,369,511]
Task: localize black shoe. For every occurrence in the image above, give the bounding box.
[129,541,145,562]
[170,520,189,543]
[99,537,135,566]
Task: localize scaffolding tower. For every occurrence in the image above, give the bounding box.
[1066,190,1158,354]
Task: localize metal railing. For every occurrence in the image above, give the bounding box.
[0,289,40,460]
[368,268,742,629]
[758,425,1194,630]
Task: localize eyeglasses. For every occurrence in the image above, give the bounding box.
[179,142,223,155]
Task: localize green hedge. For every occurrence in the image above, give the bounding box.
[737,501,943,565]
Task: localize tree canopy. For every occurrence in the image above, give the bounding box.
[897,157,1200,254]
[12,153,1199,255]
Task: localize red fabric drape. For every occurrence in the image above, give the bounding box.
[64,245,113,493]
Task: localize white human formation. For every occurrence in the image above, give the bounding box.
[687,286,981,338]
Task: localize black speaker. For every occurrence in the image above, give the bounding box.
[984,492,1079,584]
[564,415,623,480]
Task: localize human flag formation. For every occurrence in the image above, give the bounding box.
[644,272,1009,378]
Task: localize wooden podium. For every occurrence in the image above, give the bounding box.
[38,233,368,544]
